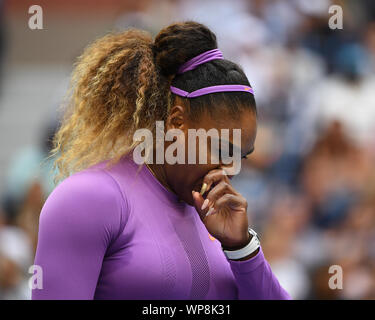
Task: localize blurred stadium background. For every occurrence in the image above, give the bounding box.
[0,0,374,299]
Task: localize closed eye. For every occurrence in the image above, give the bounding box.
[242,146,255,159]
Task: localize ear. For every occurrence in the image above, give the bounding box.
[165,104,189,132]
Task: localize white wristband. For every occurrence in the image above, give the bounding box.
[222,228,260,260]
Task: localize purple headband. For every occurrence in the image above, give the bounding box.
[170,84,254,98]
[170,49,254,98]
[177,48,223,74]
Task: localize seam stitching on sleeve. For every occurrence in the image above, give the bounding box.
[101,169,130,244]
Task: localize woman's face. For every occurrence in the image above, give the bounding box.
[164,103,257,206]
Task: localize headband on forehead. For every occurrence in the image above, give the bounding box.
[170,48,254,98]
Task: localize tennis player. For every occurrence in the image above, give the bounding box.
[32,21,291,300]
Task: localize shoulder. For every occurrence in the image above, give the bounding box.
[39,167,128,245]
[47,167,125,212]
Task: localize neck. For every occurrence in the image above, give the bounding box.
[147,163,175,195]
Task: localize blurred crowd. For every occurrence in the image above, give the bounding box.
[0,0,374,299]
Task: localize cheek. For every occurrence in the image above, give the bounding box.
[184,135,218,166]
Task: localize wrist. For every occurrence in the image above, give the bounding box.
[229,247,260,261]
[221,228,261,261]
[221,233,252,251]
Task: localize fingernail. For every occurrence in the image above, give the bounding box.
[201,199,209,210]
[206,207,215,217]
[200,183,208,196]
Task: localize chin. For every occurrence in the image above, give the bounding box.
[184,196,195,207]
[173,179,203,207]
[175,188,195,207]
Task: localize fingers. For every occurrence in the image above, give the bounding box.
[192,190,220,221]
[194,168,244,221]
[206,180,237,204]
[214,193,247,211]
[200,168,230,196]
[192,191,208,221]
[200,182,241,217]
[200,183,208,196]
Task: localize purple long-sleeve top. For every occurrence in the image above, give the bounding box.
[32,155,291,300]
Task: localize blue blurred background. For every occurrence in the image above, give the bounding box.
[0,0,374,299]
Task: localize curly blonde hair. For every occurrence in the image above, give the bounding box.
[50,29,170,184]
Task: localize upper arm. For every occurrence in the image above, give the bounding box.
[32,170,126,299]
